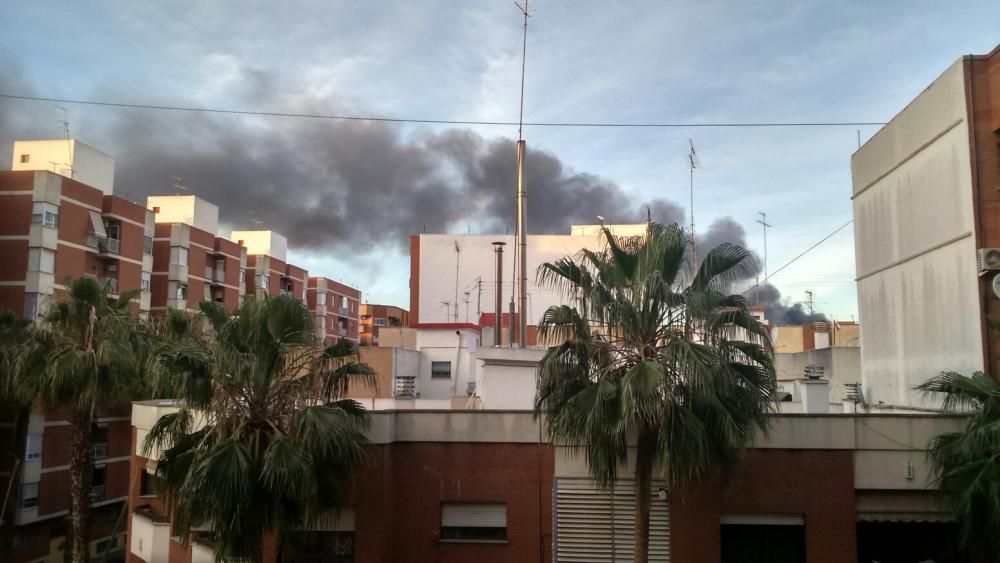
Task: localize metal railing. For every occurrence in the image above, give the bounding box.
[99,237,121,254]
[93,443,108,459]
[86,232,104,249]
[394,376,418,399]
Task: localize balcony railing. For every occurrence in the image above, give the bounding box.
[89,485,105,502]
[99,237,120,255]
[394,376,418,399]
[338,327,347,337]
[86,232,104,250]
[214,269,225,282]
[205,265,213,279]
[93,443,108,459]
[339,307,349,316]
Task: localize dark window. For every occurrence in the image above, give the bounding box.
[440,503,507,542]
[140,472,161,497]
[20,154,29,163]
[283,531,354,563]
[721,523,804,563]
[143,235,153,255]
[431,361,452,379]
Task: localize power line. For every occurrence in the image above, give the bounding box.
[745,219,854,294]
[0,93,888,129]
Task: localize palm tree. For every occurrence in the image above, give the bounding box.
[0,309,35,548]
[919,371,1000,557]
[15,277,146,563]
[534,223,777,563]
[143,296,375,562]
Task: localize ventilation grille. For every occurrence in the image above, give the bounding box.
[554,478,670,562]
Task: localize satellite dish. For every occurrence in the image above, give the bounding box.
[992,273,1000,299]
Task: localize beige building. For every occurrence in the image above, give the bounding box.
[851,45,1000,409]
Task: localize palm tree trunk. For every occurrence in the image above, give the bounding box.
[69,406,94,563]
[634,428,656,563]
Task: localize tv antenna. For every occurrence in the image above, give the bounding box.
[756,212,772,284]
[805,290,815,317]
[54,106,75,178]
[688,139,699,261]
[171,176,189,196]
[514,0,531,140]
[247,211,265,229]
[463,291,471,323]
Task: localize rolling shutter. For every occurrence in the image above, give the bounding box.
[441,503,507,528]
[554,478,670,562]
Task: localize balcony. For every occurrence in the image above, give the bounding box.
[338,307,349,316]
[394,376,418,399]
[338,327,347,337]
[93,443,108,459]
[99,237,121,255]
[85,232,104,250]
[213,269,225,283]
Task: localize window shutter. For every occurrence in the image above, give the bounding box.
[441,504,506,528]
[554,478,670,562]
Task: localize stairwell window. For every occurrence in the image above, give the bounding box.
[31,202,58,228]
[25,434,42,461]
[431,361,452,379]
[143,235,153,255]
[440,503,507,542]
[28,249,56,274]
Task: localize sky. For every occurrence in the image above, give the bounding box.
[1,1,998,320]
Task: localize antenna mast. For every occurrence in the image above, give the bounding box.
[756,212,772,285]
[513,0,530,347]
[55,106,75,178]
[806,290,815,317]
[688,139,698,261]
[454,241,461,323]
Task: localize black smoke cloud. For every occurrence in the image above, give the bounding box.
[0,64,822,321]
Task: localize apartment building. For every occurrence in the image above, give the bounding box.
[1,140,151,562]
[128,403,968,563]
[230,230,308,301]
[851,44,1000,409]
[147,196,246,313]
[359,303,408,346]
[306,277,361,343]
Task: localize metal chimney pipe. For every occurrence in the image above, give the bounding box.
[492,241,506,347]
[515,139,528,347]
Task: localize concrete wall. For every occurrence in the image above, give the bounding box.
[147,195,219,235]
[13,139,116,196]
[851,58,982,409]
[413,226,645,325]
[230,230,287,262]
[775,347,861,405]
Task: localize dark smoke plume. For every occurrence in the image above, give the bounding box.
[0,64,821,321]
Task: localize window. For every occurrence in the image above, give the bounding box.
[257,274,269,289]
[204,284,211,301]
[19,482,38,509]
[431,361,452,379]
[91,466,107,500]
[23,293,45,319]
[31,202,59,228]
[441,503,507,542]
[25,433,42,461]
[177,283,188,300]
[170,246,187,266]
[317,293,327,306]
[139,472,161,497]
[141,272,151,292]
[28,248,56,274]
[373,318,386,327]
[143,235,153,255]
[341,296,348,309]
[316,316,326,333]
[20,154,29,163]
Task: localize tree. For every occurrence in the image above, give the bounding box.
[919,371,1000,556]
[534,223,777,563]
[0,309,35,548]
[144,296,375,562]
[15,277,146,563]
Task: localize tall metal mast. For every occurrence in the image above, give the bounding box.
[514,0,530,347]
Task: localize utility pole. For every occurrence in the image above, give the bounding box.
[806,291,815,317]
[756,212,772,285]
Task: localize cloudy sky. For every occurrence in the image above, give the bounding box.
[2,1,998,319]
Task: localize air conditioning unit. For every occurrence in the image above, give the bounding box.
[978,248,1000,273]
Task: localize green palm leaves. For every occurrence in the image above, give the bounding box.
[535,223,777,562]
[143,295,374,562]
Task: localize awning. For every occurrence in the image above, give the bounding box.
[856,491,953,523]
[858,512,953,523]
[88,210,107,237]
